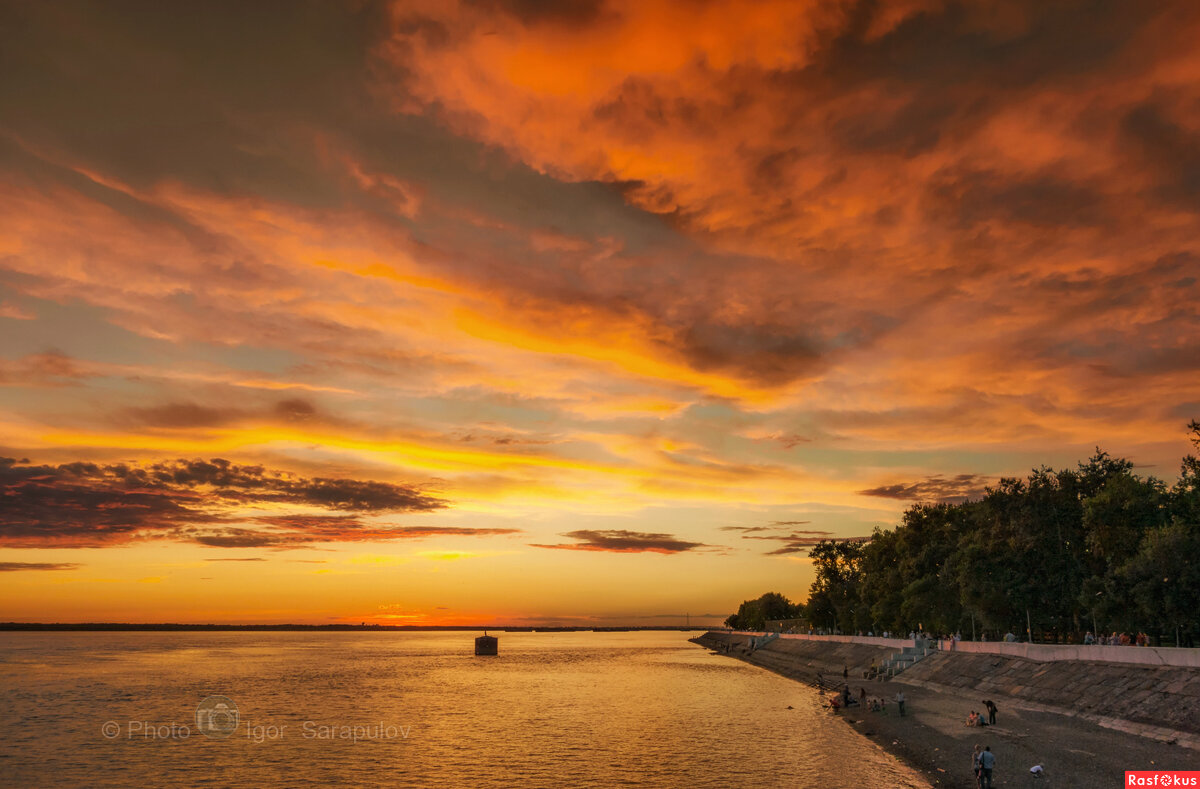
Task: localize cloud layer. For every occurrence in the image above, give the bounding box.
[0,457,452,549]
[531,529,707,554]
[0,1,1198,621]
[859,473,994,504]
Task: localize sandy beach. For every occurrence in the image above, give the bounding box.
[703,641,1196,788]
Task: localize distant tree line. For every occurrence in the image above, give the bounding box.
[726,422,1200,646]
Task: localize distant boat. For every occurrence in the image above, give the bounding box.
[475,631,498,656]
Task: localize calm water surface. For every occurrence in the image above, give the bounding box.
[0,631,928,787]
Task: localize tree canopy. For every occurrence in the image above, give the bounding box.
[734,424,1200,645]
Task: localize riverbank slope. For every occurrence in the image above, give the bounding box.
[694,631,1198,788]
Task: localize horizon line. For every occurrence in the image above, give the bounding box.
[0,622,718,632]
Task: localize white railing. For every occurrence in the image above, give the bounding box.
[728,631,914,649]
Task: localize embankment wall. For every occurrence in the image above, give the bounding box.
[695,630,1200,743]
[694,631,897,682]
[936,639,1200,668]
[900,650,1200,737]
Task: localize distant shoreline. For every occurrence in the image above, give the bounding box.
[0,622,711,632]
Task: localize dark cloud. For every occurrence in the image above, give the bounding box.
[721,523,822,537]
[1121,98,1200,209]
[274,398,318,421]
[189,516,521,548]
[464,0,605,26]
[191,530,285,549]
[126,403,243,429]
[454,431,554,447]
[765,535,869,556]
[926,167,1109,229]
[721,522,817,536]
[817,1,1158,147]
[530,529,706,554]
[719,523,862,555]
[0,350,89,387]
[743,530,831,541]
[204,557,267,562]
[669,322,823,386]
[0,0,390,202]
[123,399,325,430]
[0,562,82,572]
[859,473,993,504]
[0,456,445,548]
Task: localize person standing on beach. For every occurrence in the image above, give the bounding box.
[971,745,982,787]
[895,690,906,716]
[984,699,997,725]
[978,746,995,788]
[843,664,848,679]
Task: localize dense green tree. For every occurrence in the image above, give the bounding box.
[804,540,865,632]
[1118,520,1200,641]
[726,591,800,630]
[731,426,1200,645]
[858,527,904,632]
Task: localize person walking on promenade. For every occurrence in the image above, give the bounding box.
[984,699,997,725]
[971,744,982,787]
[978,746,995,788]
[895,690,906,716]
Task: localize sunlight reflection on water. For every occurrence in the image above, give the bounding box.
[0,631,928,787]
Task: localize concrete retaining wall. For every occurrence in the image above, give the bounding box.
[937,639,1200,668]
[778,633,914,649]
[730,630,914,649]
[899,650,1200,737]
[699,631,898,682]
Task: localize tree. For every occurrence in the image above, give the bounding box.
[858,527,904,632]
[737,425,1200,643]
[726,591,800,630]
[805,540,865,632]
[1118,520,1200,640]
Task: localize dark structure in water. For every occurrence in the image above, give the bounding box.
[475,631,498,656]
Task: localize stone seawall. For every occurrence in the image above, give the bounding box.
[937,639,1200,668]
[899,650,1200,740]
[694,630,1200,748]
[693,631,897,682]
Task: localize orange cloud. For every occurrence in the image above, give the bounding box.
[2,0,1199,624]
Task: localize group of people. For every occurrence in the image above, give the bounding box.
[801,628,909,638]
[971,745,996,788]
[791,626,1174,646]
[964,699,998,727]
[823,682,905,716]
[1084,630,1152,646]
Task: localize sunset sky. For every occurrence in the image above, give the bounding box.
[2,0,1198,625]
